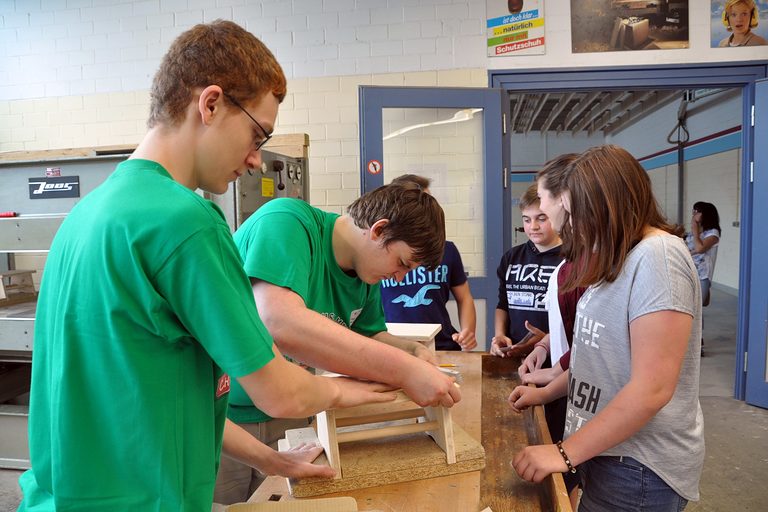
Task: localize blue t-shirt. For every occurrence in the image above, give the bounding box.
[380,241,467,350]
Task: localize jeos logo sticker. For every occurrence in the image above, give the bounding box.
[28,176,81,199]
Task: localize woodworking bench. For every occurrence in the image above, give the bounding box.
[249,351,571,512]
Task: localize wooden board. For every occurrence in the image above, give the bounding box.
[250,352,567,511]
[0,134,309,164]
[385,323,441,342]
[224,497,357,511]
[282,422,484,497]
[480,355,571,512]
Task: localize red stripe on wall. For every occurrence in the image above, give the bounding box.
[637,125,742,162]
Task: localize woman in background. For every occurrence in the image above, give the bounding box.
[687,201,721,308]
[687,201,721,354]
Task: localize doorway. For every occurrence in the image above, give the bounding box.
[359,61,768,404]
[504,85,744,405]
[490,62,767,404]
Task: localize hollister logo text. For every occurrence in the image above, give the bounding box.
[216,374,231,398]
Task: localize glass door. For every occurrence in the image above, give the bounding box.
[359,86,508,350]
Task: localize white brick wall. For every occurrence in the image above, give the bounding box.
[0,0,762,291]
[648,148,741,291]
[380,104,486,276]
[0,0,489,105]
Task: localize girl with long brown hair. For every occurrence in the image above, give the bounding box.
[509,145,704,511]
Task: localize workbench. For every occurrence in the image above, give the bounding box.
[249,351,571,512]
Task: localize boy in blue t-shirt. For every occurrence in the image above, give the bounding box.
[380,174,477,351]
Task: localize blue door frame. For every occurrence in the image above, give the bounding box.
[747,78,768,408]
[358,86,508,346]
[490,61,768,404]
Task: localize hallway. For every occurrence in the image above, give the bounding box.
[689,287,768,511]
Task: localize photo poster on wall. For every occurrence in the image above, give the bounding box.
[570,0,689,53]
[486,0,546,56]
[711,0,768,47]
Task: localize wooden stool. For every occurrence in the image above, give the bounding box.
[316,390,456,479]
[0,269,37,304]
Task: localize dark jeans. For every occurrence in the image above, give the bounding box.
[579,456,688,512]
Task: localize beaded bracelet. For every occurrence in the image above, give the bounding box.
[556,441,577,474]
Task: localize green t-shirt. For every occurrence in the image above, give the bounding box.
[228,198,387,423]
[19,160,275,511]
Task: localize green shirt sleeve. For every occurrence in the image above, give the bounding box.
[235,209,313,303]
[154,225,275,378]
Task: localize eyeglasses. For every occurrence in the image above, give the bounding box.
[223,92,272,151]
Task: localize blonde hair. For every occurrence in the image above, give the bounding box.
[722,0,759,31]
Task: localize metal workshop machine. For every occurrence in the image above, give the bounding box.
[0,135,309,469]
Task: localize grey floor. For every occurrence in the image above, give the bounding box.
[1,288,766,511]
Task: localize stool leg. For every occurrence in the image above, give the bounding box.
[316,410,342,479]
[423,406,456,464]
[15,273,35,294]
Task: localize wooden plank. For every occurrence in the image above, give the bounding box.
[480,355,572,512]
[385,323,441,342]
[0,134,308,164]
[265,134,310,159]
[283,422,484,498]
[251,469,481,511]
[0,145,135,163]
[0,293,37,307]
[226,496,358,511]
[333,390,416,419]
[480,354,542,512]
[0,270,37,277]
[251,352,566,511]
[334,408,423,427]
[335,420,439,443]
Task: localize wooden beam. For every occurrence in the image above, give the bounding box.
[524,93,550,135]
[559,91,601,134]
[0,133,309,164]
[572,91,623,133]
[604,90,680,135]
[510,93,527,133]
[540,93,575,133]
[590,90,655,135]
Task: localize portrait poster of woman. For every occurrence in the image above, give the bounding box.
[711,0,768,47]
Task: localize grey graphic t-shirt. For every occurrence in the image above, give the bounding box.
[565,233,704,501]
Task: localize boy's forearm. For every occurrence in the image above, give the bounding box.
[494,308,508,337]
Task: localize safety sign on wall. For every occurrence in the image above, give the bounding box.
[487,0,546,56]
[367,160,382,175]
